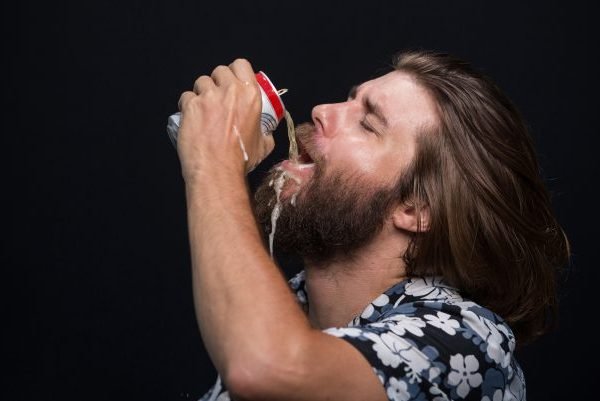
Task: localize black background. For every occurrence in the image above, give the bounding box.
[4,1,598,400]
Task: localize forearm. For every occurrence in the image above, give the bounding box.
[185,173,311,378]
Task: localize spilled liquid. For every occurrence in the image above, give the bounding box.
[268,171,287,258]
[284,110,299,162]
[267,94,300,258]
[222,93,298,258]
[267,168,302,258]
[233,125,249,162]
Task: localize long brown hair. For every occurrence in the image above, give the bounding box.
[392,51,570,345]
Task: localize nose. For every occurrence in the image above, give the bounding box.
[311,102,345,138]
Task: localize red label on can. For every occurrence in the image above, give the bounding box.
[255,71,284,121]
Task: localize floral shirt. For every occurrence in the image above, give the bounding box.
[199,271,525,401]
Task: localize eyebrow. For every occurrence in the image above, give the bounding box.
[348,84,389,128]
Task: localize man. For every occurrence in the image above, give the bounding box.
[175,51,569,401]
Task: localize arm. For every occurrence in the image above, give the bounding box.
[177,59,387,401]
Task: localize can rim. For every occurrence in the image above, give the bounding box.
[255,71,285,121]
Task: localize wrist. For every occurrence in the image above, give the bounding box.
[182,158,245,187]
[184,168,249,204]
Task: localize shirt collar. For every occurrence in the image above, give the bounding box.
[288,270,462,326]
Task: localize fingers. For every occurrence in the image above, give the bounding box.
[229,59,255,84]
[193,75,215,95]
[211,65,236,86]
[192,59,254,93]
[178,91,196,111]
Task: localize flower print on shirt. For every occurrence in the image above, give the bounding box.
[361,293,391,321]
[447,354,483,398]
[461,309,513,368]
[374,315,427,337]
[482,389,503,401]
[404,277,463,303]
[387,377,411,401]
[198,272,525,401]
[424,311,461,335]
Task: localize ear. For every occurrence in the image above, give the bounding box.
[392,202,430,233]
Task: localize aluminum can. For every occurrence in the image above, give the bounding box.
[167,71,285,147]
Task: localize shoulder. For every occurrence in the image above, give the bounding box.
[323,276,525,401]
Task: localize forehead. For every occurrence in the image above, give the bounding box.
[359,71,439,131]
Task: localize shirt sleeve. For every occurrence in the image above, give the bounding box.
[322,317,451,401]
[322,304,523,401]
[198,376,231,401]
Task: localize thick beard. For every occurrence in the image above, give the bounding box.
[254,156,399,264]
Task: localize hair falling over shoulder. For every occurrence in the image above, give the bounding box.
[391,50,571,346]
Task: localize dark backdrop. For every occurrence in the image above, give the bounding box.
[4,1,597,400]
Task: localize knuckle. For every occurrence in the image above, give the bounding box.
[225,84,239,96]
[239,84,259,102]
[249,87,260,100]
[212,65,228,75]
[186,94,206,110]
[178,92,193,109]
[234,58,251,67]
[193,75,210,92]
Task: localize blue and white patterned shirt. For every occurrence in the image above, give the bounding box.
[199,271,525,401]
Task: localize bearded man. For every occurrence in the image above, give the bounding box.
[175,51,569,401]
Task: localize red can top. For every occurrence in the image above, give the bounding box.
[255,71,285,121]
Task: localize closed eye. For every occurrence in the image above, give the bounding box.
[360,118,379,136]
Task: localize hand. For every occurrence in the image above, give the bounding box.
[177,59,275,183]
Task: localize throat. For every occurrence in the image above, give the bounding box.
[302,243,408,329]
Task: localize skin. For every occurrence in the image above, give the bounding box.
[177,59,437,401]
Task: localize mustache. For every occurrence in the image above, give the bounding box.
[294,122,320,163]
[295,122,315,138]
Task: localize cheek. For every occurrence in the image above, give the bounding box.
[337,142,415,186]
[326,144,391,183]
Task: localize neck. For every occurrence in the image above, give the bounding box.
[303,226,409,329]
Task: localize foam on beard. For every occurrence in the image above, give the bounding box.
[266,168,302,258]
[262,121,319,258]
